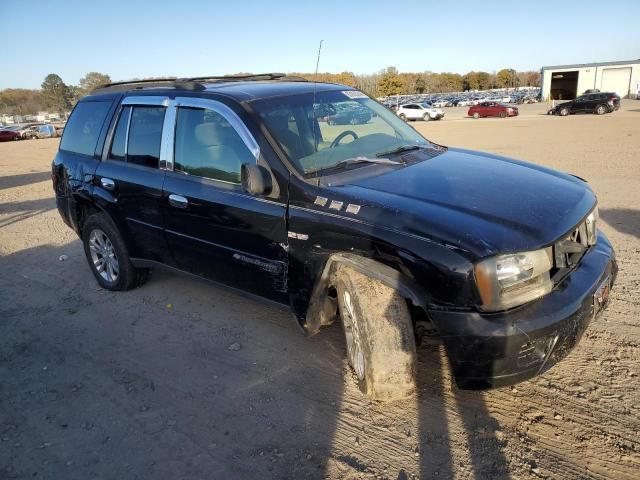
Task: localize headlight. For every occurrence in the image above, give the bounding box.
[586,205,598,245]
[475,248,553,311]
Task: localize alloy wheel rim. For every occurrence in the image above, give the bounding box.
[88,228,119,283]
[342,291,365,380]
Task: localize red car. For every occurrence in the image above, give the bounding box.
[468,102,518,119]
[0,127,22,141]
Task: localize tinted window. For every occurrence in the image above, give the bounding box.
[108,106,131,161]
[60,101,111,156]
[127,107,165,168]
[174,107,254,184]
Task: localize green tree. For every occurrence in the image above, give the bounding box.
[41,74,71,112]
[78,72,111,96]
[476,71,493,90]
[495,68,519,88]
[463,72,480,91]
[377,67,405,96]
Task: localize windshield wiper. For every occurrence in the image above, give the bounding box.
[376,145,422,157]
[306,156,404,175]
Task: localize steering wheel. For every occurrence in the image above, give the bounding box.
[330,130,358,148]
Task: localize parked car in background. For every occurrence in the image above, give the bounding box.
[548,92,620,116]
[397,103,444,121]
[0,127,22,141]
[27,124,58,139]
[468,102,519,119]
[325,104,372,125]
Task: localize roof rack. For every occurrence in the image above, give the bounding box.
[186,73,308,83]
[93,73,308,93]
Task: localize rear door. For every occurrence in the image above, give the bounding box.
[94,96,172,263]
[161,97,288,302]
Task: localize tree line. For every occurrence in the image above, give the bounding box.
[0,72,111,115]
[297,67,540,97]
[0,67,540,116]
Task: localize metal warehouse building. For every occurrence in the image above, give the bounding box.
[541,59,640,100]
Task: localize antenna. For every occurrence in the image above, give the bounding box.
[312,40,323,183]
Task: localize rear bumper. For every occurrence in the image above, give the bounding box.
[429,231,616,390]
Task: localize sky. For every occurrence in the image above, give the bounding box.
[1,0,639,89]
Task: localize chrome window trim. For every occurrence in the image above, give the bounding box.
[122,96,170,107]
[123,106,133,157]
[174,96,260,160]
[159,99,176,170]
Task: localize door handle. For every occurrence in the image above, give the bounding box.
[101,177,115,191]
[168,194,188,209]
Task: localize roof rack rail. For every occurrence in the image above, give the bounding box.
[93,77,205,93]
[92,73,308,93]
[186,73,308,83]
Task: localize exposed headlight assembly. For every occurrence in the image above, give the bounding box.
[475,248,553,311]
[585,206,598,245]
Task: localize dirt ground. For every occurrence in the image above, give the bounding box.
[1,101,639,480]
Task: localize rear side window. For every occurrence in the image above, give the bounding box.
[106,105,165,168]
[128,107,165,168]
[60,101,111,156]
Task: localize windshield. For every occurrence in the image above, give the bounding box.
[253,90,430,176]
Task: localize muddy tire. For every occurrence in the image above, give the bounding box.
[336,266,416,401]
[82,213,149,291]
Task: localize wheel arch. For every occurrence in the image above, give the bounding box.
[302,252,431,336]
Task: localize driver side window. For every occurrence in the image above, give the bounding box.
[173,107,255,184]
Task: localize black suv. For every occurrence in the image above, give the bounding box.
[548,91,621,116]
[52,74,616,400]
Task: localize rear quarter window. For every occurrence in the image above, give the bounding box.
[60,101,111,156]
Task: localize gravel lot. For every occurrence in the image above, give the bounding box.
[1,101,639,480]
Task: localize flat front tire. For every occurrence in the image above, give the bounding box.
[82,213,148,291]
[336,266,416,401]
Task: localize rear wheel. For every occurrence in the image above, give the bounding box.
[82,213,148,291]
[336,266,416,401]
[399,113,407,121]
[595,104,607,115]
[559,107,569,116]
[472,112,480,119]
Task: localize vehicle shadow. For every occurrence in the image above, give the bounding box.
[600,208,640,240]
[1,240,512,479]
[0,171,52,191]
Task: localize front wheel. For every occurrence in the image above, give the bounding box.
[336,266,417,401]
[422,113,430,122]
[472,112,480,119]
[559,107,569,116]
[82,213,148,291]
[499,111,507,118]
[398,113,407,121]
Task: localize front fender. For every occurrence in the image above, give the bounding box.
[303,252,431,336]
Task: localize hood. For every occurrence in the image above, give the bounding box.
[334,147,595,258]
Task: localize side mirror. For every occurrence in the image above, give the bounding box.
[241,163,272,196]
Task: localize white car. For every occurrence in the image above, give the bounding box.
[397,103,444,121]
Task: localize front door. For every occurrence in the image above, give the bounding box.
[161,97,288,302]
